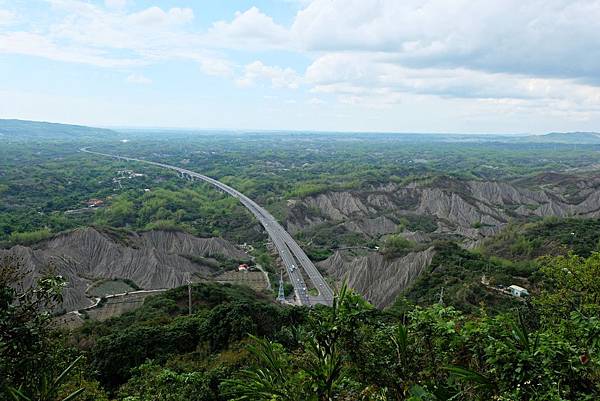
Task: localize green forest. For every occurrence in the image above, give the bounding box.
[2,249,600,400]
[2,0,600,391]
[4,133,600,247]
[3,127,600,400]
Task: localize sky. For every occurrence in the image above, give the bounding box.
[1,0,600,133]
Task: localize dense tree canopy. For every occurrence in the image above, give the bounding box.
[4,251,599,400]
[4,133,600,400]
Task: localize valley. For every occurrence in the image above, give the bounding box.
[4,2,600,398]
[3,120,600,400]
[4,121,600,312]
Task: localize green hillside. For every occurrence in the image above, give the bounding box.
[4,257,600,401]
[0,119,117,141]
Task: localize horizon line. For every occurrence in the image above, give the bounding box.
[3,117,599,136]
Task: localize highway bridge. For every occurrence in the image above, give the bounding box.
[81,148,334,306]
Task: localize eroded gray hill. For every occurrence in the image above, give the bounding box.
[290,173,600,306]
[288,175,600,242]
[319,248,435,308]
[2,227,249,311]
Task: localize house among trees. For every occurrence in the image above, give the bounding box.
[86,198,104,208]
[508,285,529,298]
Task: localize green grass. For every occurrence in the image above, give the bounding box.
[399,241,536,313]
[483,217,600,260]
[88,279,136,297]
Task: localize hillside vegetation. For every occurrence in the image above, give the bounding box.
[3,121,600,400]
[399,241,536,313]
[0,119,117,141]
[483,217,600,260]
[3,252,600,400]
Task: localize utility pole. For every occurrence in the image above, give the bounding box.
[186,272,192,315]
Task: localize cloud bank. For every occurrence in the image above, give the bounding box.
[1,0,599,128]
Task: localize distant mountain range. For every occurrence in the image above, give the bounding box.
[0,118,598,144]
[0,119,117,140]
[526,132,600,144]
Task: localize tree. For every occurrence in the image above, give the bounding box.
[537,252,600,322]
[223,283,373,401]
[222,336,301,401]
[7,357,85,401]
[1,256,65,392]
[382,235,415,258]
[0,255,87,401]
[118,362,217,401]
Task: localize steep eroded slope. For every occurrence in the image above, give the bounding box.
[2,227,249,311]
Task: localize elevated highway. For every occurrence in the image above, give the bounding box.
[81,148,334,306]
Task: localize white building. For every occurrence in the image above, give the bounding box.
[508,285,529,298]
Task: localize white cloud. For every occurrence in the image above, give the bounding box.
[307,97,325,105]
[293,1,600,114]
[0,1,241,87]
[0,3,240,95]
[3,0,600,129]
[207,7,289,49]
[292,0,600,81]
[0,31,141,67]
[237,61,301,89]
[0,9,15,25]
[0,1,222,71]
[126,73,152,84]
[199,57,234,77]
[305,52,600,110]
[127,7,194,27]
[6,0,600,83]
[104,0,127,10]
[48,3,196,51]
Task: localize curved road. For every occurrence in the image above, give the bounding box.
[81,148,334,306]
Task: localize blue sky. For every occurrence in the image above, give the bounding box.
[1,0,600,133]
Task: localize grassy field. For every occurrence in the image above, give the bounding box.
[88,279,137,297]
[86,292,163,321]
[60,272,269,329]
[55,291,165,328]
[209,270,269,292]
